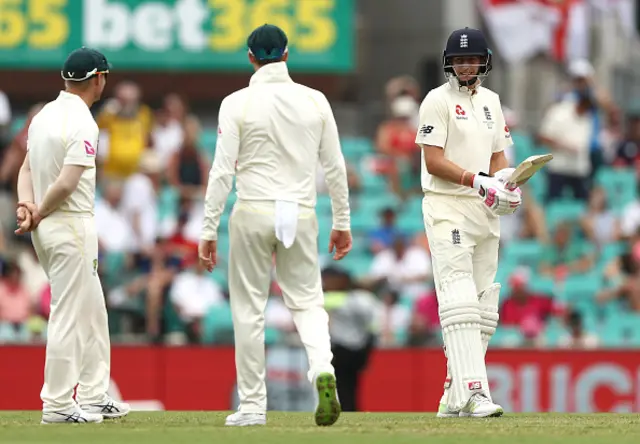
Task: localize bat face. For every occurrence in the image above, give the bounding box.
[506,154,553,189]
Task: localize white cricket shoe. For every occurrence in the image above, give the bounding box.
[225,412,266,426]
[41,406,104,424]
[459,393,504,418]
[436,402,460,418]
[79,397,131,419]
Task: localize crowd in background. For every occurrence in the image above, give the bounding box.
[0,54,639,356]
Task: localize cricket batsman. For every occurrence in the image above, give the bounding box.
[415,28,522,417]
[199,24,351,427]
[15,47,130,424]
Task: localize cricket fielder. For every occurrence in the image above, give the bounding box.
[199,24,351,427]
[415,28,522,418]
[15,48,130,424]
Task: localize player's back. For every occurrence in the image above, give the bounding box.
[28,92,98,215]
[229,63,329,206]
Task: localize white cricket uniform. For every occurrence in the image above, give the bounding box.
[201,62,350,414]
[415,82,512,410]
[28,91,110,412]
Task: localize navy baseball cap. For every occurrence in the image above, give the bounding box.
[247,24,288,61]
[61,47,110,82]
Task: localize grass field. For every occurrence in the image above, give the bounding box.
[0,412,639,444]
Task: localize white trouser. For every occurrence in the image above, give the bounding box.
[422,193,500,409]
[32,214,111,412]
[228,200,334,414]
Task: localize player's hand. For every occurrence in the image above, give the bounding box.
[493,168,516,189]
[473,176,522,216]
[329,229,352,261]
[198,239,217,272]
[15,201,43,234]
[14,206,32,235]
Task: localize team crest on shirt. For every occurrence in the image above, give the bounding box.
[483,106,494,129]
[455,105,468,120]
[84,140,96,156]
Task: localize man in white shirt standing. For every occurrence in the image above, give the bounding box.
[415,28,523,418]
[199,24,351,427]
[15,47,130,424]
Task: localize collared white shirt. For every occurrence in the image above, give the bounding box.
[539,99,593,177]
[201,62,350,240]
[415,83,512,197]
[27,91,98,214]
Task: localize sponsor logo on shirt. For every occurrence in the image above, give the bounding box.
[455,105,468,120]
[84,140,96,156]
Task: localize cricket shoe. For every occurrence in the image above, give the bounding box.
[41,406,104,424]
[436,402,460,418]
[225,412,266,426]
[459,393,504,418]
[314,372,341,426]
[79,397,131,419]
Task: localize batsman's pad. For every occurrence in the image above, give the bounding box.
[478,283,501,351]
[438,273,490,410]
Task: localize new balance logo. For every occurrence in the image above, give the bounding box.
[419,125,434,135]
[468,381,482,391]
[451,229,461,245]
[460,34,468,48]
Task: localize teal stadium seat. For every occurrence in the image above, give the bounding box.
[341,138,374,162]
[511,132,536,165]
[158,186,179,221]
[502,240,543,268]
[360,171,388,193]
[492,327,524,348]
[545,199,587,229]
[199,129,217,159]
[595,167,637,214]
[202,303,234,344]
[558,272,603,303]
[396,213,425,234]
[357,193,401,214]
[527,274,556,296]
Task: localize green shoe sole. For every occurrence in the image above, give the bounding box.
[314,373,341,426]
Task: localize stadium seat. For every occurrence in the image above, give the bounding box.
[357,193,401,214]
[210,268,228,289]
[341,137,374,162]
[202,302,234,344]
[360,171,388,193]
[396,213,425,234]
[558,273,603,303]
[316,194,333,216]
[502,240,543,268]
[199,129,217,158]
[351,213,380,233]
[545,199,587,229]
[541,318,566,347]
[511,132,536,165]
[596,241,627,271]
[527,274,556,296]
[595,167,637,213]
[492,327,524,348]
[158,186,179,221]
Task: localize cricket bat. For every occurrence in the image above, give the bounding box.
[505,154,553,190]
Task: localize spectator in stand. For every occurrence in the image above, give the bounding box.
[613,112,640,170]
[500,187,549,247]
[367,208,405,255]
[538,60,600,201]
[500,267,564,345]
[580,187,621,249]
[407,288,440,346]
[377,288,411,348]
[152,93,188,168]
[169,256,225,344]
[374,95,421,196]
[539,222,595,280]
[384,75,421,128]
[166,115,209,200]
[366,235,432,300]
[161,200,200,268]
[557,310,599,349]
[323,267,380,412]
[97,81,154,179]
[94,180,137,254]
[0,261,33,337]
[0,103,44,240]
[0,90,11,152]
[120,151,162,256]
[597,250,640,311]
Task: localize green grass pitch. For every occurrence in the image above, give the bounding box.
[0,412,639,444]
